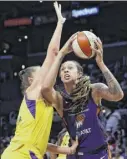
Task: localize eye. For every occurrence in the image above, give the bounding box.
[61,67,65,71]
[68,66,73,70]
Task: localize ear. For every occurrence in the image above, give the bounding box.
[78,72,83,78]
[28,77,33,85]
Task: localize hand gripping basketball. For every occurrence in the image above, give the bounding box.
[91,37,104,64]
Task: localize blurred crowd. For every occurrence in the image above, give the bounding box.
[0,56,127,158]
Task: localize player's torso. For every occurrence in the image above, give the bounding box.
[10,96,53,155]
[63,96,106,151]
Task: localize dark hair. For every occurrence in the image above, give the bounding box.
[71,60,83,75]
[19,66,40,94]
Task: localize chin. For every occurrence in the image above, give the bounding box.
[63,79,73,84]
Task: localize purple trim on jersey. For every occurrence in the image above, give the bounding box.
[29,151,38,159]
[25,95,36,118]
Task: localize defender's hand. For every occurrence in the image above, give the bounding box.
[69,136,79,154]
[60,33,78,55]
[54,1,66,24]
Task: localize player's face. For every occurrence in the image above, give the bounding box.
[60,61,79,83]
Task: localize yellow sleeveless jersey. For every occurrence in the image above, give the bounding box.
[57,132,70,159]
[5,95,53,157]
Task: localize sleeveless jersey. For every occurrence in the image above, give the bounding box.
[57,131,70,159]
[9,95,53,156]
[62,94,107,153]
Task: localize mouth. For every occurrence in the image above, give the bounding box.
[64,74,70,80]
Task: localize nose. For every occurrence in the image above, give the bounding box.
[64,68,69,73]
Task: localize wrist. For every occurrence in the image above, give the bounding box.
[57,20,65,25]
[68,147,73,155]
[97,61,105,68]
[58,50,65,58]
[59,49,67,56]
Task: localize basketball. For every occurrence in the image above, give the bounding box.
[72,31,98,59]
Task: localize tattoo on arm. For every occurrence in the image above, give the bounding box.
[103,71,122,95]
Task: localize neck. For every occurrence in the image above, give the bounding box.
[64,81,76,94]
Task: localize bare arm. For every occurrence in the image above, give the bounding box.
[47,143,71,155]
[27,2,65,97]
[47,138,78,155]
[42,33,77,104]
[91,38,124,102]
[47,2,66,57]
[41,50,64,105]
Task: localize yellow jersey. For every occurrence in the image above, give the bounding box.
[57,132,70,159]
[2,95,53,159]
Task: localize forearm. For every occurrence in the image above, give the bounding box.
[35,23,63,85]
[43,51,64,89]
[47,22,64,59]
[47,143,71,155]
[97,62,123,97]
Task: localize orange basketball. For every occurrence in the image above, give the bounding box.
[72,31,98,59]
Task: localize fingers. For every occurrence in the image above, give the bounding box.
[59,4,61,12]
[54,1,61,13]
[54,2,59,12]
[54,1,58,8]
[71,35,77,42]
[94,39,103,53]
[95,37,102,49]
[69,37,76,46]
[54,1,66,24]
[90,46,100,55]
[70,32,79,40]
[54,1,60,16]
[68,32,79,46]
[97,37,102,45]
[94,40,101,51]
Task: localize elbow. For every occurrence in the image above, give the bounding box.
[41,85,52,93]
[47,47,59,56]
[114,91,124,101]
[119,90,124,100]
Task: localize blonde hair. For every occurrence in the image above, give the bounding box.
[19,66,40,94]
[69,75,91,114]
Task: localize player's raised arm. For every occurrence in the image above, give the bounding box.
[91,38,124,101]
[41,33,77,105]
[25,2,66,99]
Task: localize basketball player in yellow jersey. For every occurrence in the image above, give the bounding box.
[50,128,70,159]
[57,130,70,159]
[1,2,78,159]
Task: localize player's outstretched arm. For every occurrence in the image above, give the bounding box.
[41,33,77,106]
[27,2,66,96]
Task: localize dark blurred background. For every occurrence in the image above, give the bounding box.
[0,1,127,158]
